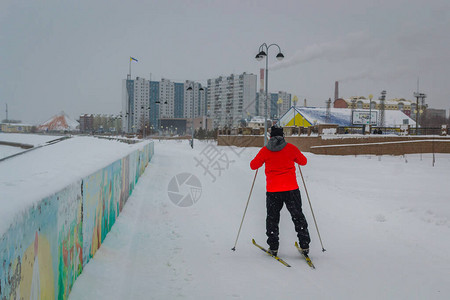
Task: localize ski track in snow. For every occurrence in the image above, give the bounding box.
[69,140,450,300]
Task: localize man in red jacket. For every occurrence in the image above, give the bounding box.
[250,126,310,256]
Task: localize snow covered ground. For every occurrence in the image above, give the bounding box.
[0,144,23,159]
[0,133,64,146]
[69,139,450,300]
[0,132,64,159]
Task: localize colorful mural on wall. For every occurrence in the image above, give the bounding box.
[0,181,81,300]
[119,156,130,211]
[57,183,83,300]
[82,159,124,264]
[0,141,154,300]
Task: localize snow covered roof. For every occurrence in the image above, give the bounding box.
[38,111,79,131]
[279,106,416,127]
[249,116,271,123]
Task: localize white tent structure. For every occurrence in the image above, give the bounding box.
[38,111,79,132]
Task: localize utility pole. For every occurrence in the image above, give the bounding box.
[326,98,331,123]
[414,92,427,135]
[292,95,298,127]
[369,94,374,132]
[351,97,356,125]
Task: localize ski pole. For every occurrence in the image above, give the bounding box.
[298,165,326,252]
[231,169,258,251]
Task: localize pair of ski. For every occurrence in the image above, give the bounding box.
[252,239,315,269]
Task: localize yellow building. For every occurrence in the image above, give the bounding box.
[333,97,425,120]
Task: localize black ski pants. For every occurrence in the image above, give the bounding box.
[266,189,310,250]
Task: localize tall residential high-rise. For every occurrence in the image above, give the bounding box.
[270,91,291,119]
[122,77,150,133]
[207,72,257,128]
[122,76,205,134]
[184,81,206,120]
[257,90,291,120]
[149,80,160,130]
[257,69,290,120]
[159,78,175,118]
[257,68,265,118]
[174,82,185,118]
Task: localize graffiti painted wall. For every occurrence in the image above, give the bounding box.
[0,141,154,300]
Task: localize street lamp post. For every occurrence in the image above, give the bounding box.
[187,84,204,149]
[155,98,167,138]
[277,98,283,121]
[256,43,284,145]
[414,92,426,135]
[292,95,298,127]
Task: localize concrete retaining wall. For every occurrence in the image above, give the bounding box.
[0,141,154,300]
[217,135,450,155]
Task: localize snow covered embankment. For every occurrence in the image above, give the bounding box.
[0,139,154,300]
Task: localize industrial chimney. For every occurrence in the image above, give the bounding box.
[334,81,339,100]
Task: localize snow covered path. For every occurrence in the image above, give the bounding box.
[69,140,450,300]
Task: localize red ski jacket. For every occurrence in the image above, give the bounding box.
[250,142,307,192]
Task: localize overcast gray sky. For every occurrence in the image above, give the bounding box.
[1,0,449,124]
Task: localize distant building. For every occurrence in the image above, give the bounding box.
[184,80,206,121]
[0,123,34,133]
[271,91,291,119]
[79,114,121,134]
[121,73,301,133]
[38,112,79,132]
[248,116,272,129]
[159,78,175,119]
[79,114,94,133]
[256,69,291,120]
[423,108,446,120]
[123,77,205,134]
[150,80,160,131]
[333,97,425,119]
[207,72,257,128]
[122,77,150,134]
[420,108,447,127]
[159,118,187,135]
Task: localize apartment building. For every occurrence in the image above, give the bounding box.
[256,91,291,120]
[122,77,205,134]
[270,91,291,119]
[159,78,175,118]
[207,72,257,128]
[123,77,149,133]
[184,81,206,120]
